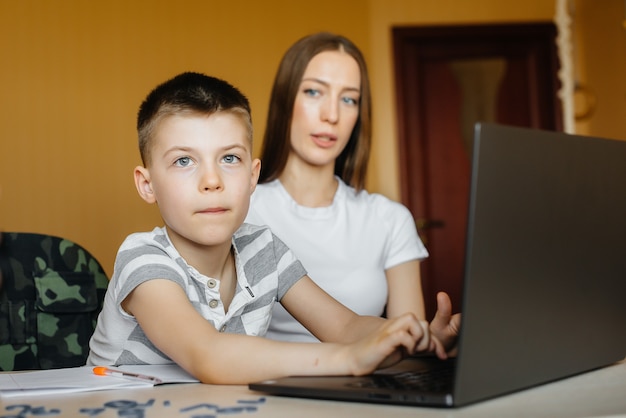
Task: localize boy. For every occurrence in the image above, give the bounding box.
[87,72,445,384]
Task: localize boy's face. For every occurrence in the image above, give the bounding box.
[134,112,260,251]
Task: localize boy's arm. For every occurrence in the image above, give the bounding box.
[281,276,446,358]
[123,278,426,384]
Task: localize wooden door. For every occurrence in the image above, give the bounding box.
[392,23,563,319]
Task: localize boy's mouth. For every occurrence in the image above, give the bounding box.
[198,207,228,214]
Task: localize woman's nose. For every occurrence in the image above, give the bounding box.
[320,98,339,124]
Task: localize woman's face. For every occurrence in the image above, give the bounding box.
[289,50,361,170]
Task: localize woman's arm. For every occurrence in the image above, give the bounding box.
[281,276,443,358]
[385,260,460,355]
[123,278,429,384]
[384,259,427,320]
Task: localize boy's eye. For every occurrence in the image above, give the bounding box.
[222,154,241,164]
[174,157,192,167]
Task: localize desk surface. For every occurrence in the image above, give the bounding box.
[2,360,625,418]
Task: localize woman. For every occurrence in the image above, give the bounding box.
[246,32,458,352]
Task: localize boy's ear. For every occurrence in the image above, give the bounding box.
[249,158,261,193]
[134,166,156,204]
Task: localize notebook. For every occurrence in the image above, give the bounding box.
[249,122,626,407]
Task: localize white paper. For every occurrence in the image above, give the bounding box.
[0,364,199,398]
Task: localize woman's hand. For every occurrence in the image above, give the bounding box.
[429,292,461,357]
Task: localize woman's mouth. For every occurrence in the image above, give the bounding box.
[311,133,337,148]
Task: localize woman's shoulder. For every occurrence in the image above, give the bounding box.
[341,181,411,217]
[252,180,283,199]
[249,180,290,212]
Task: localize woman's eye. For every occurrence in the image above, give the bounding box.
[174,157,192,167]
[222,154,241,164]
[303,88,320,97]
[342,96,359,106]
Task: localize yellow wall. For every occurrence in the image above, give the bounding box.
[572,0,626,138]
[1,0,623,276]
[0,0,370,275]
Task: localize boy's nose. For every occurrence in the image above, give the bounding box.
[199,165,223,191]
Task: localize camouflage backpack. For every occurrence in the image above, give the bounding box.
[0,232,109,370]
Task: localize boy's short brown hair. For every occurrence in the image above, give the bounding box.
[137,72,252,167]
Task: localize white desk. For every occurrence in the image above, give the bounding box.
[1,360,625,418]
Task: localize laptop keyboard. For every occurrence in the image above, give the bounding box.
[350,360,455,392]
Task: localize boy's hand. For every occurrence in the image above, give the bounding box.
[344,313,444,375]
[430,292,461,357]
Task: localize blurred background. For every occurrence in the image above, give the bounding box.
[1,1,624,313]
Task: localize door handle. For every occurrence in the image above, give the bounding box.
[416,219,445,230]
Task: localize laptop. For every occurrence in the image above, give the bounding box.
[249,122,626,407]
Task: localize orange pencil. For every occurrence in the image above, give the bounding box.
[93,366,163,384]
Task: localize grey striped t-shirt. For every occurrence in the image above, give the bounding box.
[87,223,307,366]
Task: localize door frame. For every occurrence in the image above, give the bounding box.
[392,23,563,318]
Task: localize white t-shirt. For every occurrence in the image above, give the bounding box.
[245,178,428,342]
